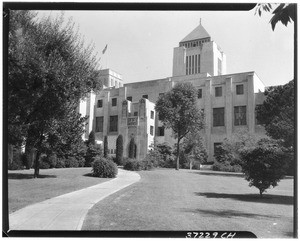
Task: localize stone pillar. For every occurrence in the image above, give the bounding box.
[205,78,212,162]
[247,73,255,133]
[225,77,233,137]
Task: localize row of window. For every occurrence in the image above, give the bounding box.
[179,38,210,48]
[213,106,247,126]
[186,54,201,75]
[97,84,244,108]
[197,84,244,99]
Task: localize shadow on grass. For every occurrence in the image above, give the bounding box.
[195,192,293,205]
[183,207,280,219]
[8,173,57,179]
[83,173,94,177]
[191,171,244,178]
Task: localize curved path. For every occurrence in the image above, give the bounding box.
[9,169,140,230]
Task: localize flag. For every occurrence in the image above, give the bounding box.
[102,44,108,54]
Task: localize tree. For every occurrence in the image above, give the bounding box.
[8,11,101,177]
[255,3,295,30]
[103,136,108,158]
[240,139,289,197]
[256,80,294,150]
[128,138,136,159]
[155,82,204,170]
[115,135,124,165]
[87,131,96,146]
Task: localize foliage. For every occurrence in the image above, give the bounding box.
[155,82,205,170]
[213,130,262,172]
[123,158,143,171]
[8,10,101,177]
[92,156,118,178]
[40,154,57,169]
[8,148,24,170]
[55,158,66,168]
[85,144,102,167]
[255,3,295,30]
[87,131,96,146]
[65,156,79,168]
[115,135,124,165]
[103,136,108,158]
[240,138,289,197]
[128,138,136,159]
[256,80,294,149]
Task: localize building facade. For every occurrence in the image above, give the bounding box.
[79,22,266,162]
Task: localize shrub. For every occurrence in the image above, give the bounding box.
[240,139,289,197]
[212,161,242,173]
[76,156,85,167]
[41,154,58,168]
[39,155,50,169]
[55,158,66,168]
[85,144,102,167]
[92,156,118,178]
[115,135,124,165]
[123,158,143,171]
[103,136,108,158]
[128,138,136,159]
[8,147,24,170]
[65,156,79,168]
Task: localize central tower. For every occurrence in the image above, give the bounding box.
[172,21,226,77]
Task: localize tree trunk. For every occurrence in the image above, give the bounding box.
[33,151,41,178]
[189,160,192,170]
[176,138,180,170]
[259,189,263,198]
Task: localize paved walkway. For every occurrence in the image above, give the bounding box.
[9,169,140,230]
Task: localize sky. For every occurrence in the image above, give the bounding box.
[37,7,294,87]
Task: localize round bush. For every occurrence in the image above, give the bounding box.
[65,157,79,168]
[92,157,118,178]
[123,158,143,171]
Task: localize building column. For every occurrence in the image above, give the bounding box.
[225,77,233,137]
[247,73,255,133]
[205,78,212,162]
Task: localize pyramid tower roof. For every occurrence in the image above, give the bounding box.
[180,23,211,43]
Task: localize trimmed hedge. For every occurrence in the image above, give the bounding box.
[123,158,143,171]
[92,156,118,178]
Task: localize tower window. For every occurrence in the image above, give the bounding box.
[192,55,195,74]
[189,56,191,75]
[215,87,222,97]
[134,111,138,116]
[97,99,103,108]
[198,89,202,99]
[213,107,225,127]
[198,54,200,73]
[186,56,188,75]
[112,98,117,106]
[236,84,244,95]
[142,94,148,99]
[234,106,247,126]
[127,96,132,101]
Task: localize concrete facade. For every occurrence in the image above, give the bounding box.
[79,22,266,161]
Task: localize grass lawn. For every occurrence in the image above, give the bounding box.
[8,167,112,214]
[82,168,294,238]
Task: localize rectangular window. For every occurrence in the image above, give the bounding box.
[186,56,188,75]
[150,111,154,119]
[112,98,117,106]
[195,55,198,74]
[150,126,154,136]
[97,99,103,108]
[236,84,244,95]
[134,111,138,116]
[198,54,201,73]
[109,115,118,132]
[189,55,191,75]
[127,96,132,101]
[158,126,165,136]
[215,86,222,97]
[213,107,225,127]
[142,94,148,99]
[218,58,222,75]
[234,106,247,126]
[192,55,194,74]
[95,117,103,132]
[198,89,202,99]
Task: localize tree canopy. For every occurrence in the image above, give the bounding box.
[8,10,102,177]
[256,80,294,150]
[155,82,204,170]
